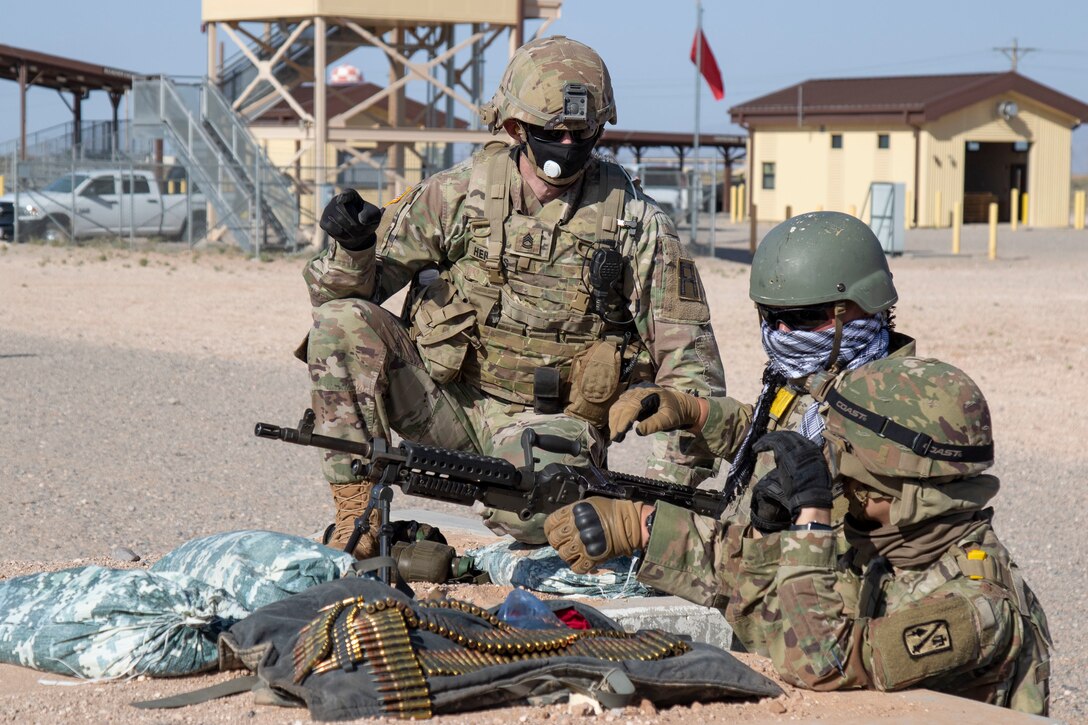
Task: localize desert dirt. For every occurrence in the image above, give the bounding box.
[0,221,1083,723]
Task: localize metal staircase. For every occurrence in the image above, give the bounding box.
[132,76,301,251]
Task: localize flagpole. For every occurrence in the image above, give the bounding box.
[692,0,702,246]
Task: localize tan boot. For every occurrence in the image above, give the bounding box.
[326,481,379,559]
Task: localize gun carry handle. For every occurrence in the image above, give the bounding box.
[520,428,582,469]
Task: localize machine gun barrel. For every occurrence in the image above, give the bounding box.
[256,409,725,521]
[254,420,373,459]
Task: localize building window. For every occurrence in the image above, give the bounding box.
[1013,141,1029,152]
[831,134,843,149]
[877,134,890,149]
[762,162,776,190]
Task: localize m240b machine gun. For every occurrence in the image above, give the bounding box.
[256,409,724,577]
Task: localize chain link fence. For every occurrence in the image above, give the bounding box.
[1,154,206,246]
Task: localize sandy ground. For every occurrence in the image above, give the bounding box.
[0,221,1083,723]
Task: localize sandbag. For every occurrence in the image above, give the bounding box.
[0,530,357,679]
[219,577,781,721]
[0,566,239,678]
[150,530,356,611]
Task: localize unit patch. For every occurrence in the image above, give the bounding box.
[472,245,489,261]
[903,620,953,658]
[677,259,704,302]
[659,237,711,324]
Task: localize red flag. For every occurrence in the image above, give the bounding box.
[690,29,724,101]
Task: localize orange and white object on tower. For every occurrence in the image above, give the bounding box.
[330,64,362,85]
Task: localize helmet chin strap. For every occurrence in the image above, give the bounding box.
[825,302,847,372]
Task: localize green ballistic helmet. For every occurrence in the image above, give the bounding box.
[823,357,995,483]
[750,211,897,313]
[480,36,617,135]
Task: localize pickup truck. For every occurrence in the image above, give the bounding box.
[0,168,205,242]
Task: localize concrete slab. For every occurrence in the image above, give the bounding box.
[592,594,733,650]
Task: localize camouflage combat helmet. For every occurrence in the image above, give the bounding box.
[750,211,897,313]
[480,36,617,134]
[823,357,995,487]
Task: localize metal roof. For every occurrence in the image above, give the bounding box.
[730,72,1088,127]
[0,43,134,95]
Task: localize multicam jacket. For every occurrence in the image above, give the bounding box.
[638,333,916,615]
[304,143,726,482]
[736,522,1051,714]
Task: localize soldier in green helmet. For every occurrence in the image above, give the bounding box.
[546,356,1051,714]
[544,211,915,645]
[303,35,726,559]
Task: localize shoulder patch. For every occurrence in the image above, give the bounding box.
[869,592,982,690]
[658,236,711,324]
[677,259,704,302]
[903,620,953,657]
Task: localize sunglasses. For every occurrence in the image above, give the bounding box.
[757,304,835,331]
[524,124,598,143]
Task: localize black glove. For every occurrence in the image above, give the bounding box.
[751,431,833,520]
[750,475,793,534]
[319,189,382,251]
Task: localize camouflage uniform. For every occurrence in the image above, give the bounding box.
[303,37,725,549]
[639,212,906,645]
[638,332,914,615]
[646,358,1051,714]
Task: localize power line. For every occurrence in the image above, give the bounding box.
[994,38,1038,71]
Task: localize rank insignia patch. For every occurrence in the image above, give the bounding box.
[903,620,953,658]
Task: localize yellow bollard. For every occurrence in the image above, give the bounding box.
[1021,192,1029,225]
[848,204,857,218]
[0,175,4,197]
[738,184,746,224]
[785,205,792,221]
[988,202,998,260]
[952,201,962,255]
[934,191,943,228]
[1010,189,1019,231]
[1076,190,1086,230]
[905,189,913,228]
[730,185,738,224]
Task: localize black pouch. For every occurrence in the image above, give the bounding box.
[533,367,563,414]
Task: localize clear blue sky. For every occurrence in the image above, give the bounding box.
[3,0,1087,168]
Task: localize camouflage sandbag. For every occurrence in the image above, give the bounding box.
[0,566,243,678]
[467,540,656,598]
[218,577,781,721]
[150,530,356,612]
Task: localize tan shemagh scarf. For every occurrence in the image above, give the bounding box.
[845,510,990,568]
[844,474,1000,568]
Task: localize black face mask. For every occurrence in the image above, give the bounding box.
[522,127,600,186]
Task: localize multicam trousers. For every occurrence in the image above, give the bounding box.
[307,299,607,543]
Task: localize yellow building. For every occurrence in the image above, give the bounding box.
[730,72,1088,227]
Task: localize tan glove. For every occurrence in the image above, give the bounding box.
[544,497,645,574]
[608,386,704,442]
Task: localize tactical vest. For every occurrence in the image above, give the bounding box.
[432,144,640,413]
